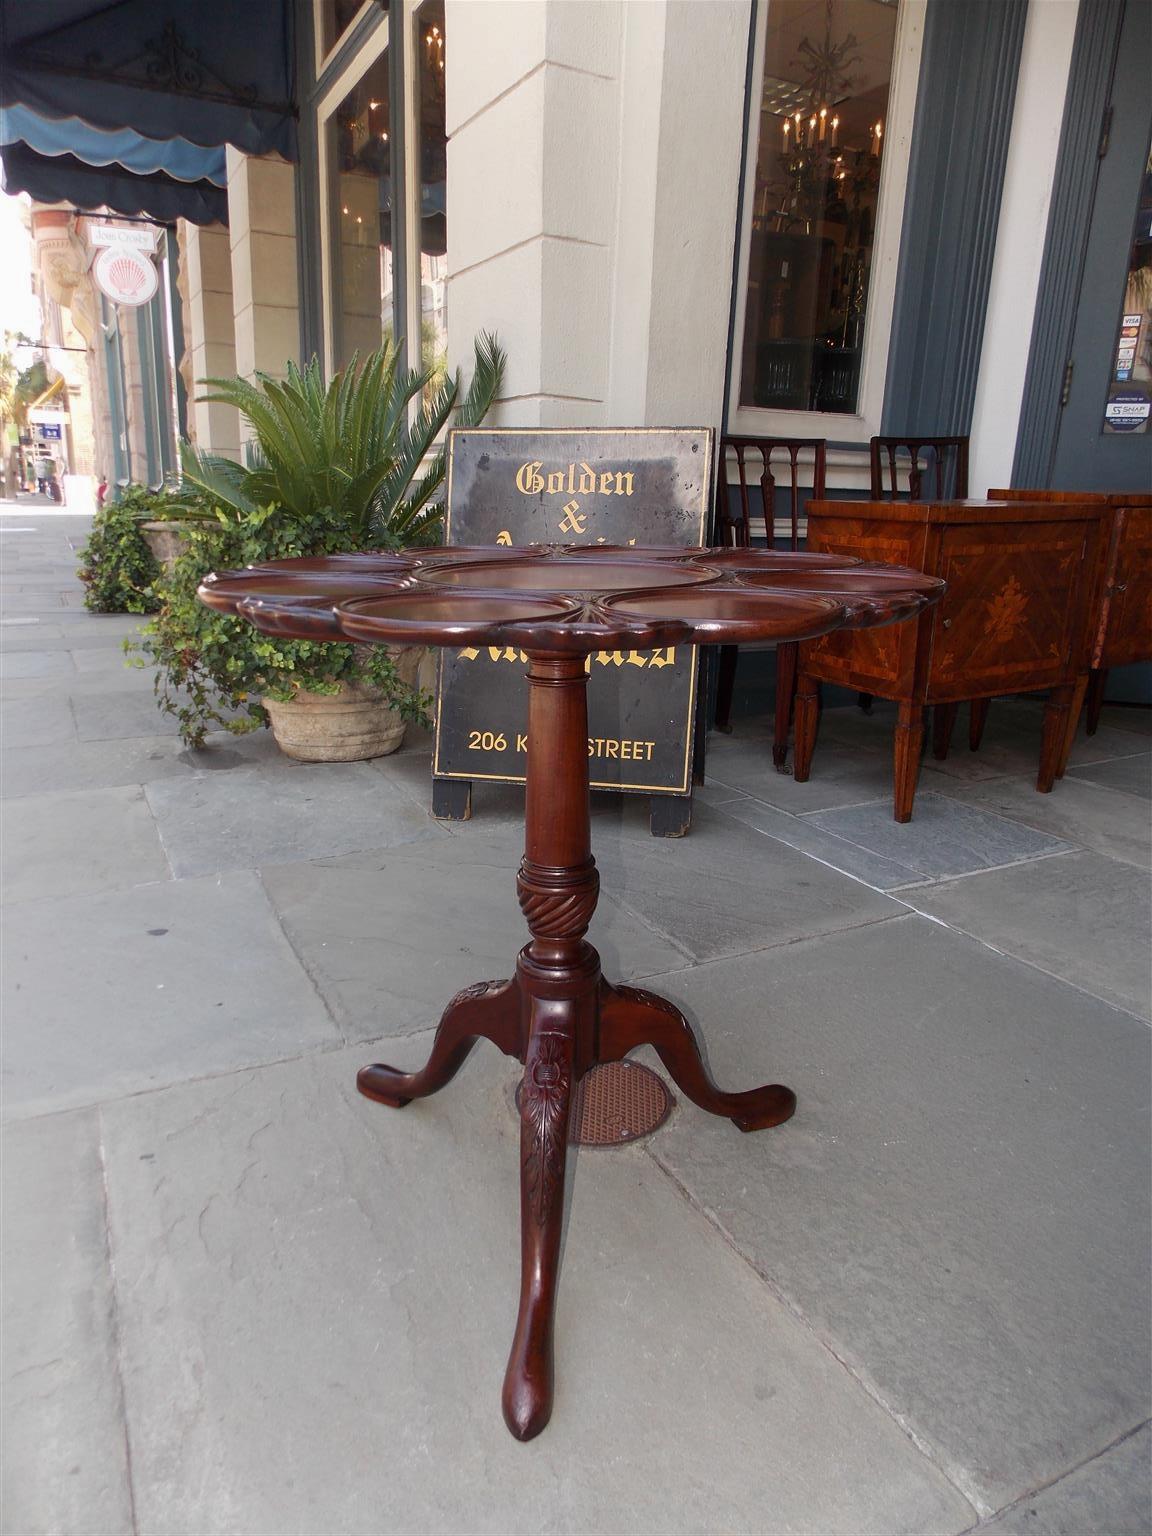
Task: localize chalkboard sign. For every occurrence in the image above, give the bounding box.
[432,429,713,805]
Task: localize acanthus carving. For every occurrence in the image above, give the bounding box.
[445,979,508,1011]
[520,1033,571,1227]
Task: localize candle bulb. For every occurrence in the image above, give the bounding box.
[819,107,827,142]
[783,117,790,149]
[831,115,839,147]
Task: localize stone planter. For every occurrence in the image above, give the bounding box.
[261,646,424,762]
[141,520,189,574]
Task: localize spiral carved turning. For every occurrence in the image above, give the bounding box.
[516,860,599,940]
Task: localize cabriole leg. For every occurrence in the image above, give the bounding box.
[357,978,521,1107]
[598,981,795,1132]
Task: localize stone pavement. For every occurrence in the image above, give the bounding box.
[3,508,1150,1536]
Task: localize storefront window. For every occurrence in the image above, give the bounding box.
[327,49,394,368]
[415,0,448,397]
[1102,138,1152,436]
[737,0,900,414]
[319,0,381,61]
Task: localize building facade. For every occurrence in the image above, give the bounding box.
[176,0,1150,509]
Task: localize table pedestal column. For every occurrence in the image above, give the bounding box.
[357,652,796,1441]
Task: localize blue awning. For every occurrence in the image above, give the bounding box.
[0,0,296,160]
[0,142,228,226]
[0,105,227,186]
[0,103,228,224]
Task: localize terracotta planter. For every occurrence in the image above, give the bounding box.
[141,520,189,574]
[261,646,424,762]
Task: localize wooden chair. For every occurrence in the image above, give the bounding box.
[792,497,1109,821]
[714,435,827,770]
[858,435,970,722]
[870,435,970,501]
[986,489,1152,757]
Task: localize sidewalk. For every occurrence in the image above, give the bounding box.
[3,513,1150,1535]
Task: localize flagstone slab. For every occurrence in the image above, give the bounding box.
[714,794,928,890]
[2,870,339,1117]
[934,772,1150,871]
[71,687,183,741]
[646,916,1152,1513]
[0,693,76,748]
[906,848,1152,1018]
[1066,752,1152,800]
[587,802,901,962]
[2,784,170,903]
[145,761,450,878]
[978,1424,1152,1535]
[260,839,688,1040]
[1,1110,133,1536]
[0,736,198,799]
[804,791,1075,880]
[98,1043,974,1536]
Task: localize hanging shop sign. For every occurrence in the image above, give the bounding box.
[432,428,713,804]
[93,244,158,307]
[89,225,157,251]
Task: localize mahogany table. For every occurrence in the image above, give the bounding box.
[200,546,941,1441]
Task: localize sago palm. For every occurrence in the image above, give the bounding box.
[177,332,505,548]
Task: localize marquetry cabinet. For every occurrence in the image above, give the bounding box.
[793,498,1109,821]
[988,490,1152,737]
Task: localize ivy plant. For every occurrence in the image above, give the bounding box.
[131,503,429,748]
[76,487,162,614]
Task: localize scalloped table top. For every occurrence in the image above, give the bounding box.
[198,545,944,652]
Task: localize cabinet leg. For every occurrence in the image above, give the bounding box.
[715,645,737,733]
[502,1011,578,1442]
[792,671,820,782]
[599,980,795,1130]
[1059,675,1089,778]
[932,702,959,761]
[1038,684,1074,793]
[773,641,798,772]
[969,697,990,752]
[1085,669,1108,737]
[894,702,925,822]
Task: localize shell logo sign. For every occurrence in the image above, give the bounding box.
[93,245,159,307]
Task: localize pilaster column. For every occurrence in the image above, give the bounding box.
[177,221,241,458]
[225,151,300,417]
[444,0,749,429]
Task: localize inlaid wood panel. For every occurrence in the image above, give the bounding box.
[796,498,1109,819]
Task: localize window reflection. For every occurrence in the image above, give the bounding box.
[416,0,448,399]
[1103,139,1152,435]
[319,0,382,60]
[328,50,393,367]
[739,0,899,414]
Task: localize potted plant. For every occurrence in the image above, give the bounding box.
[133,334,505,759]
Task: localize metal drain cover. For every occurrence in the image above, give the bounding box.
[515,1060,673,1146]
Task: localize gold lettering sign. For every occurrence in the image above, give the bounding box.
[515,461,635,498]
[436,428,713,798]
[457,645,677,671]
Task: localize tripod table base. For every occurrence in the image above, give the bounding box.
[357,951,795,1441]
